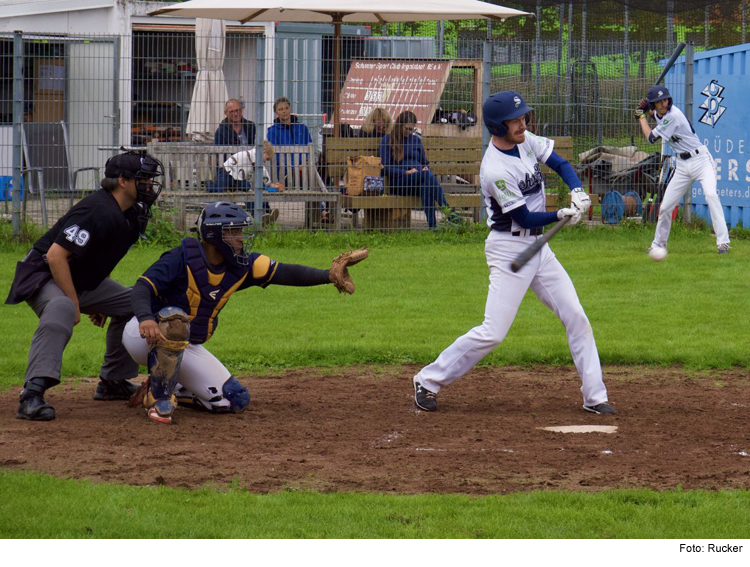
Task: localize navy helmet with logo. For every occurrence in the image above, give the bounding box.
[196,201,254,267]
[646,85,673,109]
[482,91,534,137]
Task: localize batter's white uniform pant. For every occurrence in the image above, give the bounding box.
[122,316,233,410]
[652,148,729,248]
[416,230,609,407]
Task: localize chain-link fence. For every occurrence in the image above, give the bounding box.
[0,4,743,232]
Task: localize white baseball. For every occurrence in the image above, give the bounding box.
[649,247,667,262]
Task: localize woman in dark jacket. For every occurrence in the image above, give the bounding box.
[379,111,456,228]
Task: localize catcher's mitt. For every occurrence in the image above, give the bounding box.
[330,248,369,294]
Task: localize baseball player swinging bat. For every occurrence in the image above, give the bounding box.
[510,216,570,273]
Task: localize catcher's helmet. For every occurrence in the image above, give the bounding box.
[196,202,254,267]
[104,151,164,206]
[482,91,534,137]
[646,85,673,109]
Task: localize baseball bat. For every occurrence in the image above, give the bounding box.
[510,217,570,273]
[654,42,686,86]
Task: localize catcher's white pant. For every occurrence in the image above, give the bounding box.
[416,230,609,407]
[651,149,729,248]
[122,316,233,410]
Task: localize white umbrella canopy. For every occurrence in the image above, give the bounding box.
[150,0,530,23]
[150,0,530,130]
[185,18,230,142]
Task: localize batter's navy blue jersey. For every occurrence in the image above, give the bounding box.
[134,238,278,343]
[33,188,141,292]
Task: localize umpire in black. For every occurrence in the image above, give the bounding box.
[5,151,164,421]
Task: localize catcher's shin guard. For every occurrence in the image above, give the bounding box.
[145,307,190,424]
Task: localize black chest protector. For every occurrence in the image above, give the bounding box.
[182,238,248,344]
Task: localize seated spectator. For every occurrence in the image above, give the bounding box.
[267,96,312,145]
[215,98,256,146]
[379,111,459,229]
[267,97,331,223]
[212,98,259,191]
[211,99,275,222]
[359,108,393,138]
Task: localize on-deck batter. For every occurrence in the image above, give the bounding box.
[636,86,730,254]
[412,91,615,416]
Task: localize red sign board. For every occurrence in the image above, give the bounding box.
[339,59,452,127]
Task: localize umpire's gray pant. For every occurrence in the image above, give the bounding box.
[24,278,139,384]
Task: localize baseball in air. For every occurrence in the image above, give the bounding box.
[649,247,667,262]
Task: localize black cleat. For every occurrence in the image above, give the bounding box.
[413,376,438,411]
[583,402,616,415]
[17,393,56,421]
[93,378,138,401]
[718,243,730,254]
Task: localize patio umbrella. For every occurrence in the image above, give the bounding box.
[151,0,530,131]
[185,18,230,142]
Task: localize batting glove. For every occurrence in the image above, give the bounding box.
[570,187,591,213]
[557,207,582,225]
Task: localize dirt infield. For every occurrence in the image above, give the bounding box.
[1,366,749,494]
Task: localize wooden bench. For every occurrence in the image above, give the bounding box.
[147,141,339,230]
[324,136,483,229]
[324,135,575,229]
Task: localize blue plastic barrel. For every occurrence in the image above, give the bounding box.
[601,190,625,224]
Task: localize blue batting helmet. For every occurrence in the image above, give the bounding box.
[196,202,254,267]
[482,91,534,137]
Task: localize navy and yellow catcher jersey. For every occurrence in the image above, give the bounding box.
[137,238,277,344]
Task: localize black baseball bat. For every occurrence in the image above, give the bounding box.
[510,217,570,273]
[654,42,686,86]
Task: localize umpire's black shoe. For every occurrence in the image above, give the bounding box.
[93,378,138,401]
[413,376,438,411]
[17,392,56,421]
[583,402,616,415]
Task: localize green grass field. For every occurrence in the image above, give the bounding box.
[1,224,748,538]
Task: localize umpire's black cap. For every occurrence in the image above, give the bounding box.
[104,151,162,179]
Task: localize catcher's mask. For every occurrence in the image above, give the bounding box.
[482,91,534,138]
[646,85,673,111]
[196,202,255,267]
[104,151,164,208]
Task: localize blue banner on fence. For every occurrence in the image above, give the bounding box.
[667,44,750,227]
[0,176,25,202]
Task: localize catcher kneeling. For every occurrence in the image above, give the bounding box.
[123,201,367,424]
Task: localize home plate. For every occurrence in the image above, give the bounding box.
[539,425,618,434]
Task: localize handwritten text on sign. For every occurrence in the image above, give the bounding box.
[339,60,452,126]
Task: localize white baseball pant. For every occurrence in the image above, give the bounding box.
[416,230,609,407]
[122,316,233,409]
[652,149,729,248]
